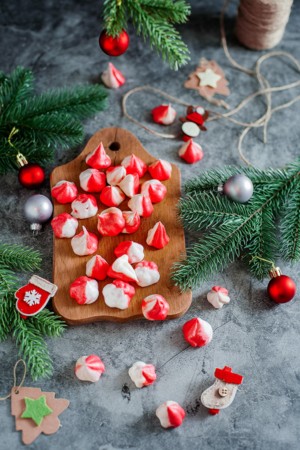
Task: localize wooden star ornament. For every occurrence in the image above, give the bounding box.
[184,58,230,100]
[11,387,69,445]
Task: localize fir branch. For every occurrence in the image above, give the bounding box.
[0,294,14,341]
[29,310,66,337]
[0,267,18,298]
[129,0,190,70]
[140,0,191,23]
[0,243,41,272]
[0,67,33,117]
[178,192,249,231]
[280,182,300,261]
[173,162,300,290]
[103,0,127,36]
[12,309,53,380]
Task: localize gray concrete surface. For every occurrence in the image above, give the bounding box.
[0,0,299,449]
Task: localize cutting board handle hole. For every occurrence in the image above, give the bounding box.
[109,141,121,151]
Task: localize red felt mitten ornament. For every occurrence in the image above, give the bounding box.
[267,266,296,304]
[15,275,58,318]
[99,29,129,56]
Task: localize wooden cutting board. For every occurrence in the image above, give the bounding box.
[50,127,192,324]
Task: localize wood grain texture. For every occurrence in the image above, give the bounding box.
[50,127,192,324]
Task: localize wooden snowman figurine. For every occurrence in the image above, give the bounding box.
[201,366,243,415]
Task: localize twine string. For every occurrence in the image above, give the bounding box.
[0,359,27,401]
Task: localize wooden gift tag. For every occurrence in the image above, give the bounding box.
[51,127,192,324]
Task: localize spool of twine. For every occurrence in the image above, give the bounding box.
[236,0,293,50]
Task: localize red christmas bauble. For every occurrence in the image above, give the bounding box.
[18,163,45,188]
[99,29,129,56]
[267,275,296,304]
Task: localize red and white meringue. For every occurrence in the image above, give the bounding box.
[106,165,126,186]
[135,261,160,287]
[152,104,177,125]
[121,154,147,178]
[114,241,144,264]
[121,211,141,234]
[51,180,78,204]
[182,317,213,347]
[71,226,98,256]
[146,221,170,249]
[107,255,138,283]
[128,361,157,388]
[148,159,172,181]
[51,213,78,238]
[85,142,111,170]
[141,179,167,203]
[86,255,109,281]
[101,62,125,89]
[156,401,185,428]
[128,194,153,218]
[178,139,204,164]
[207,286,231,309]
[142,294,170,321]
[97,207,125,236]
[118,173,140,198]
[102,280,135,310]
[79,168,106,193]
[71,194,98,219]
[70,276,99,305]
[75,354,105,382]
[99,185,125,207]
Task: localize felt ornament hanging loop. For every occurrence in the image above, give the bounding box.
[0,359,69,445]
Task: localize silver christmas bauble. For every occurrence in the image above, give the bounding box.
[223,174,253,203]
[24,194,53,232]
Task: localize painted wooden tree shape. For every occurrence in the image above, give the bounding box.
[50,127,192,324]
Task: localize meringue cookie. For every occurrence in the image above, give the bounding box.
[118,173,140,198]
[156,401,185,428]
[148,159,172,181]
[135,261,160,287]
[79,168,106,193]
[141,179,167,203]
[114,241,144,264]
[142,294,170,321]
[51,180,78,204]
[152,104,177,125]
[178,139,204,164]
[128,361,157,388]
[75,354,105,382]
[146,221,170,249]
[97,207,125,236]
[101,62,125,89]
[86,255,109,281]
[100,185,126,207]
[85,142,111,170]
[102,280,135,310]
[121,154,147,178]
[107,255,138,283]
[51,213,78,238]
[207,286,231,309]
[71,226,98,256]
[182,317,213,347]
[70,276,99,305]
[128,194,153,217]
[121,211,141,234]
[71,194,98,219]
[106,165,126,186]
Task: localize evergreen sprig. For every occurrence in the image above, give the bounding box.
[172,160,300,291]
[0,243,66,380]
[0,67,108,174]
[102,0,190,69]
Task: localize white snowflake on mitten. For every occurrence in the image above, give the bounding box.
[23,289,41,306]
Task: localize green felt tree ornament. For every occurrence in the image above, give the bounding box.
[172,160,300,291]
